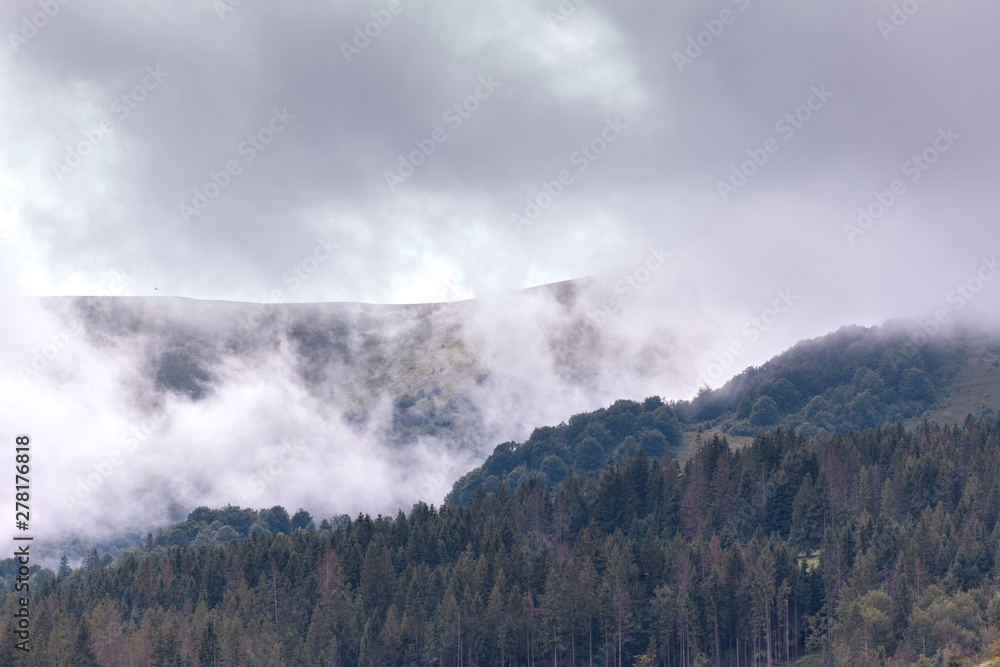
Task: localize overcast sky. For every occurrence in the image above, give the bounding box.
[3,0,1000,547]
[1,0,997,321]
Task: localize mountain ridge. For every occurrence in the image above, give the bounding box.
[447,321,1000,504]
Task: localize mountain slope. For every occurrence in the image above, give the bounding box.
[10,416,1000,665]
[678,322,998,439]
[448,322,1000,504]
[8,276,691,544]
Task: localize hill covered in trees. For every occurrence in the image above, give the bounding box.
[447,395,684,505]
[4,417,1000,665]
[448,325,1000,504]
[676,323,999,439]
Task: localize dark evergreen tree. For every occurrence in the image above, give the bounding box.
[69,615,99,667]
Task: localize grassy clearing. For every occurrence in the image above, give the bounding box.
[909,350,1000,428]
[677,428,754,462]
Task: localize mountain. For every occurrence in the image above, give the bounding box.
[8,276,687,546]
[677,322,1000,438]
[448,323,1000,504]
[5,308,1000,664]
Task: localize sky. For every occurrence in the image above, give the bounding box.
[1,0,998,317]
[1,0,1000,546]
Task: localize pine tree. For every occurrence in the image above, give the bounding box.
[359,616,386,667]
[69,615,99,667]
[59,553,72,579]
[198,619,220,667]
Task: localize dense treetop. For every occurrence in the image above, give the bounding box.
[449,325,998,505]
[4,416,1000,665]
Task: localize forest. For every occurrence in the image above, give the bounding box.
[3,415,1000,666]
[449,324,999,505]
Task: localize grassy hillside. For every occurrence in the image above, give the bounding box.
[676,323,999,440]
[916,346,1000,428]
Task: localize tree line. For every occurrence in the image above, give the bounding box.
[3,416,1000,664]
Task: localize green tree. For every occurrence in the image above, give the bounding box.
[761,378,801,412]
[59,554,72,579]
[360,543,395,616]
[750,397,779,426]
[69,615,99,666]
[260,505,292,534]
[604,532,638,666]
[900,368,935,402]
[198,619,220,667]
[359,616,387,667]
[790,474,825,549]
[291,508,314,531]
[834,590,893,666]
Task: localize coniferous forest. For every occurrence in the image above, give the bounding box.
[4,415,1000,666]
[5,0,999,662]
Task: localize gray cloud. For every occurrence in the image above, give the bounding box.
[2,0,999,540]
